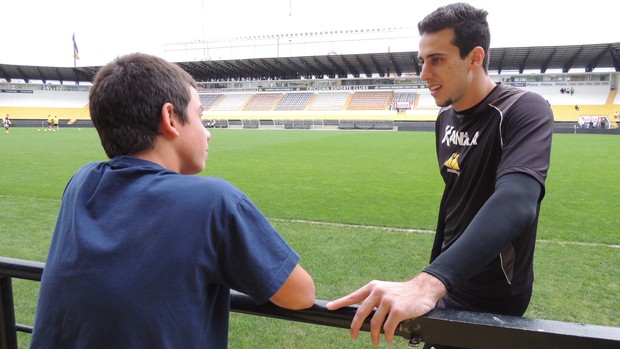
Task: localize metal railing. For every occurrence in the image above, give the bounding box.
[2,256,620,349]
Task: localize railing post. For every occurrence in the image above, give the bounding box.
[0,276,18,349]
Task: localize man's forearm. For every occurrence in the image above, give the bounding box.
[423,173,541,291]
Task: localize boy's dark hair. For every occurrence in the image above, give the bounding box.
[89,53,197,158]
[417,2,491,71]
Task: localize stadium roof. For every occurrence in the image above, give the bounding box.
[1,42,618,84]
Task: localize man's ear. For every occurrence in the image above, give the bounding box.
[470,46,485,69]
[160,102,179,139]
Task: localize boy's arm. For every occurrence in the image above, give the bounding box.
[269,264,315,310]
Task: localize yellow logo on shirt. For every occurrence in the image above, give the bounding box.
[444,152,461,175]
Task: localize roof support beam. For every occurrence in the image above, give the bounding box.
[354,55,372,77]
[541,48,558,73]
[411,53,421,76]
[388,53,402,77]
[339,56,359,78]
[518,48,532,74]
[611,47,620,72]
[496,48,508,74]
[298,57,323,79]
[563,46,583,73]
[312,57,335,78]
[586,44,611,72]
[285,58,310,79]
[369,55,384,77]
[325,56,347,78]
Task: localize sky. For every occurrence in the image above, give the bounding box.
[1,0,617,67]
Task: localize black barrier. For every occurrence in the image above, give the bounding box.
[2,256,620,349]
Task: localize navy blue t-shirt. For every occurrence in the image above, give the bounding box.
[31,156,299,348]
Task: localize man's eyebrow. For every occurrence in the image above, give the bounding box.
[418,52,445,61]
[421,53,445,59]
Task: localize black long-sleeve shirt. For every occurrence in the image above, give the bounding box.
[424,83,554,297]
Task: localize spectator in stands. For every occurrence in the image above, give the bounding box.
[4,114,11,133]
[327,3,553,348]
[31,52,315,349]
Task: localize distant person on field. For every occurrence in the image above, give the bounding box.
[53,115,59,131]
[327,3,553,348]
[47,114,52,130]
[4,114,11,133]
[31,52,315,349]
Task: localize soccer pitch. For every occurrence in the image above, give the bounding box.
[0,128,618,348]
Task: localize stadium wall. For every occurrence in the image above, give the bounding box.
[0,89,89,121]
[1,84,619,129]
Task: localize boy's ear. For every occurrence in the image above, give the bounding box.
[160,103,180,139]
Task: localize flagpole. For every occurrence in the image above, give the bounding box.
[72,33,79,68]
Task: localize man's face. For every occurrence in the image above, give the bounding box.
[418,28,474,111]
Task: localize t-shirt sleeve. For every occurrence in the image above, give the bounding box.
[216,193,300,304]
[496,92,553,198]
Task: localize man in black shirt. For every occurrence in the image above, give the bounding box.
[327,3,553,348]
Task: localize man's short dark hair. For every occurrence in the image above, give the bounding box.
[417,2,491,71]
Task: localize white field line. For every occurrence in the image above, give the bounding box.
[270,218,620,249]
[0,194,59,203]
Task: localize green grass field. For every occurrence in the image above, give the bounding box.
[0,128,618,348]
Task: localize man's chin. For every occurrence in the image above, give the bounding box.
[436,99,453,108]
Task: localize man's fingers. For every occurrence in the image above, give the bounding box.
[325,298,347,310]
[326,295,357,310]
[368,300,389,346]
[382,311,400,344]
[349,295,377,340]
[326,284,372,310]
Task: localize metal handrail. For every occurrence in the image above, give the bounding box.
[2,256,620,349]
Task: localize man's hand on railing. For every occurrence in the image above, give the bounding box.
[325,272,447,346]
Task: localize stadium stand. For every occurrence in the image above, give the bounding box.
[415,92,439,110]
[346,91,393,110]
[0,88,90,123]
[200,94,224,110]
[243,93,284,111]
[522,84,610,106]
[210,93,253,111]
[392,91,416,109]
[307,92,351,110]
[275,92,315,111]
